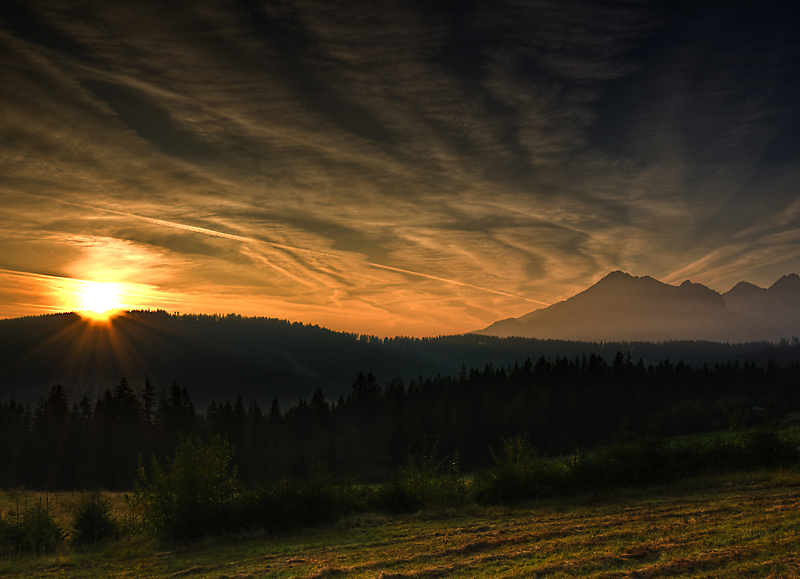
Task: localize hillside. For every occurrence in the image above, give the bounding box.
[2,308,798,407]
[0,311,441,407]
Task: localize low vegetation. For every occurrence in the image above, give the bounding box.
[2,469,800,578]
[0,497,65,556]
[1,424,798,553]
[70,492,119,546]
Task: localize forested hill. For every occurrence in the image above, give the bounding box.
[0,311,437,406]
[1,310,799,407]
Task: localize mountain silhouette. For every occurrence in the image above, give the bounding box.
[723,274,800,337]
[476,271,797,343]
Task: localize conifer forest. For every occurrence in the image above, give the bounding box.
[3,353,799,490]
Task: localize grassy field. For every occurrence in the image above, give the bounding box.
[2,470,800,578]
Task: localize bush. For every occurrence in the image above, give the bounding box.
[374,478,419,515]
[472,435,564,505]
[0,498,66,555]
[132,436,239,541]
[688,428,799,474]
[375,448,466,514]
[475,427,800,507]
[247,475,365,532]
[593,437,675,488]
[740,428,799,469]
[71,492,118,545]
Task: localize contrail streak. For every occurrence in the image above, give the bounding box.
[364,262,547,303]
[0,188,551,306]
[0,266,152,294]
[0,267,72,283]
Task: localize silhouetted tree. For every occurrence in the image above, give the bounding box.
[31,384,71,487]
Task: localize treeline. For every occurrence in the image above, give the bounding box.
[2,353,800,490]
[6,310,800,412]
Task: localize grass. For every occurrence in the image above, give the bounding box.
[1,469,800,578]
[0,489,133,524]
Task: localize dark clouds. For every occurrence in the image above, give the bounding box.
[1,0,800,335]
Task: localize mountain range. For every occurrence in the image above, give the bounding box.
[476,271,800,343]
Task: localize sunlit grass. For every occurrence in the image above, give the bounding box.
[2,470,800,578]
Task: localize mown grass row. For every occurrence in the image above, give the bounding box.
[1,426,798,553]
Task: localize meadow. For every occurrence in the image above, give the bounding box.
[1,469,799,578]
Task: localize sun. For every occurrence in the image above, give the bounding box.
[78,281,122,322]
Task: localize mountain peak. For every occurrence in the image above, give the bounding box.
[769,273,800,292]
[595,271,659,288]
[600,270,634,283]
[723,281,767,303]
[728,281,764,292]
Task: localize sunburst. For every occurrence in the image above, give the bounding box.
[78,281,122,322]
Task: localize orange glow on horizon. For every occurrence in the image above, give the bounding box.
[0,266,537,337]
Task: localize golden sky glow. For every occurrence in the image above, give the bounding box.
[1,2,800,336]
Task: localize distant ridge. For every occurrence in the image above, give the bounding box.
[0,311,442,408]
[2,306,799,407]
[476,271,800,343]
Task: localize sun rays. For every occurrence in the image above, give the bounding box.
[76,281,122,322]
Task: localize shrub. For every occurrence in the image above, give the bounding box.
[690,428,799,474]
[740,428,799,469]
[132,436,239,541]
[376,448,466,514]
[472,435,563,505]
[594,437,675,488]
[247,475,365,532]
[696,436,743,473]
[374,478,419,515]
[567,449,607,493]
[71,492,118,545]
[0,497,66,555]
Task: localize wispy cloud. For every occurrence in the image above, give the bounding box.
[1,0,800,335]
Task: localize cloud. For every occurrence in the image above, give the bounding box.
[2,0,800,335]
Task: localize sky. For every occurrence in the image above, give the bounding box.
[1,0,800,337]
